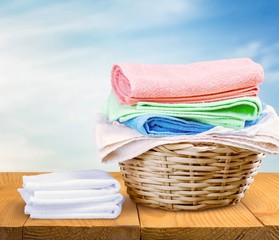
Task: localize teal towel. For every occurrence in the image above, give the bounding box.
[104,92,262,129]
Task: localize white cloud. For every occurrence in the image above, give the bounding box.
[0,135,54,171]
[0,0,203,47]
[229,41,279,82]
[232,41,261,58]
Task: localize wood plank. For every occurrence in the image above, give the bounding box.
[0,173,30,240]
[0,172,38,190]
[138,199,265,240]
[1,172,278,240]
[242,173,279,240]
[23,172,140,240]
[0,191,29,240]
[0,172,21,189]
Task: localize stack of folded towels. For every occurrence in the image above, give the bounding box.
[97,58,279,163]
[18,170,124,219]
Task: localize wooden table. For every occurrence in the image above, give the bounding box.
[0,173,278,240]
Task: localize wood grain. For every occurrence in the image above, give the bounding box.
[0,192,29,240]
[0,172,39,190]
[0,173,31,240]
[1,172,279,240]
[138,202,264,240]
[242,173,279,240]
[23,172,140,240]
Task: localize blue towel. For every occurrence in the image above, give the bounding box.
[122,114,215,136]
[122,108,267,136]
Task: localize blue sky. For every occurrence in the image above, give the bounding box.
[0,0,278,171]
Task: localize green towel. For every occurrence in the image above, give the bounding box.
[104,92,262,129]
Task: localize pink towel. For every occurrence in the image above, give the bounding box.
[111,58,264,104]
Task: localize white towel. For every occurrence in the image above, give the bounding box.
[24,199,124,219]
[18,187,124,205]
[95,105,279,163]
[22,170,121,191]
[29,210,122,219]
[18,170,124,219]
[18,188,118,203]
[26,193,124,207]
[25,201,123,215]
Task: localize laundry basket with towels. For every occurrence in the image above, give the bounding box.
[96,58,279,210]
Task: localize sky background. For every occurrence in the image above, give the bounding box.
[0,0,279,172]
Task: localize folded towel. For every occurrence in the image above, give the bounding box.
[96,106,279,163]
[206,106,271,137]
[25,202,123,219]
[28,209,123,219]
[20,192,124,207]
[123,114,214,136]
[123,111,266,137]
[22,170,121,191]
[18,170,125,219]
[18,188,120,203]
[104,92,262,129]
[25,202,123,215]
[111,58,264,104]
[246,112,267,127]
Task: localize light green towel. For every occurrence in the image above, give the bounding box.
[103,92,262,129]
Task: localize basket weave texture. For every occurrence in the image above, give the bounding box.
[119,142,265,211]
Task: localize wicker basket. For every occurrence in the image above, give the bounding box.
[119,142,265,211]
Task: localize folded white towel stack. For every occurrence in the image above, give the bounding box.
[18,170,125,219]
